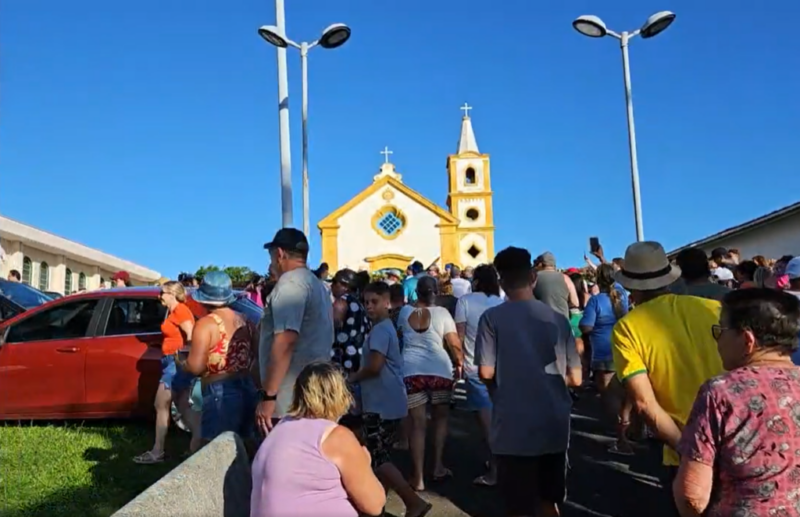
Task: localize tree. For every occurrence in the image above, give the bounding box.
[194,265,255,287]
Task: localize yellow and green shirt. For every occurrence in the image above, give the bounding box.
[612,293,724,466]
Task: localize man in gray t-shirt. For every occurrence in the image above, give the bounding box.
[476,246,582,517]
[257,229,334,432]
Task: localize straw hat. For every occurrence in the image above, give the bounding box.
[614,241,681,291]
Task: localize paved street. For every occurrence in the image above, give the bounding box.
[386,393,674,517]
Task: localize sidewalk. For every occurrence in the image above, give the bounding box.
[385,395,672,517]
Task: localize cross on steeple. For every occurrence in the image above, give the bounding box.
[460,103,473,118]
[380,146,393,164]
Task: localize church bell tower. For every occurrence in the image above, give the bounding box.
[446,103,495,267]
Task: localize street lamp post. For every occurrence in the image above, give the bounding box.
[258,23,351,238]
[572,11,676,243]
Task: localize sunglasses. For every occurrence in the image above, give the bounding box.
[711,324,729,340]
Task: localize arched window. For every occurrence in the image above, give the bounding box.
[465,167,476,185]
[22,257,32,285]
[65,268,72,294]
[78,272,87,291]
[38,262,50,291]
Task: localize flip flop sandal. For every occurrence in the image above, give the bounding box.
[473,475,497,487]
[608,443,635,456]
[408,502,434,517]
[432,468,453,482]
[133,451,165,464]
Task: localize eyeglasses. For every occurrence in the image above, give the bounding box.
[711,324,728,340]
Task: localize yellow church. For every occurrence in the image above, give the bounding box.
[318,104,495,273]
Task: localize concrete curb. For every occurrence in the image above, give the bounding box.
[112,432,251,517]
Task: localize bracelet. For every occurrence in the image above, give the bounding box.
[618,420,631,426]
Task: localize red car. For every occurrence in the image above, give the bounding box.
[0,286,262,420]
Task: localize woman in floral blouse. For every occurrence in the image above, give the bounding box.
[674,288,800,517]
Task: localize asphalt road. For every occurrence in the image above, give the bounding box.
[385,393,674,517]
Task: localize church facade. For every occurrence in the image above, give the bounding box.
[318,105,495,273]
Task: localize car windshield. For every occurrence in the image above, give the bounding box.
[0,279,53,309]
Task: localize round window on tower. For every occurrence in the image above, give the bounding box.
[465,208,480,221]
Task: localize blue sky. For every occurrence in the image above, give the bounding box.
[3,1,799,277]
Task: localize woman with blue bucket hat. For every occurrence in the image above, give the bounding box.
[178,271,259,444]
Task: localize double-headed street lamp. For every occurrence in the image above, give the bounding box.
[259,23,351,238]
[572,11,676,242]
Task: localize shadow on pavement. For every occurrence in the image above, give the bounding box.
[387,394,673,517]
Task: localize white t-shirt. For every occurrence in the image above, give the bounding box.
[397,305,456,379]
[454,292,504,370]
[450,277,472,298]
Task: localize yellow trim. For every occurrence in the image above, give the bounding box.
[371,204,408,241]
[321,226,339,273]
[318,175,459,229]
[364,253,414,272]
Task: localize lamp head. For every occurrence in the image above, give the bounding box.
[572,15,608,38]
[640,11,676,39]
[257,25,289,48]
[318,23,351,49]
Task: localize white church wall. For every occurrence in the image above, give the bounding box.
[337,186,442,271]
[458,233,489,267]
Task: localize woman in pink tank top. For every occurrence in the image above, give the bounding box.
[251,363,386,517]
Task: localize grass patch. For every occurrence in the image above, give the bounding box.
[0,421,188,517]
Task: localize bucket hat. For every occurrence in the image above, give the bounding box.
[614,241,681,291]
[193,270,236,306]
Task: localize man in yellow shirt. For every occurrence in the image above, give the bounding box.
[611,242,723,507]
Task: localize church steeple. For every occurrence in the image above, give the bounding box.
[446,102,495,267]
[457,103,479,154]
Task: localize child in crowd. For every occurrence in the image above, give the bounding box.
[349,281,432,517]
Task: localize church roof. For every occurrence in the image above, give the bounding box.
[318,172,459,230]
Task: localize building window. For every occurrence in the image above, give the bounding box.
[22,257,32,285]
[78,272,87,291]
[65,268,73,294]
[467,245,481,259]
[100,277,105,288]
[465,167,476,185]
[466,207,480,221]
[378,213,403,236]
[371,205,407,240]
[39,262,50,291]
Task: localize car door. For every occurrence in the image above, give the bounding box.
[0,298,101,419]
[83,296,167,416]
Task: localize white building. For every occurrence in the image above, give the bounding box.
[0,215,161,294]
[668,201,800,260]
[317,105,496,272]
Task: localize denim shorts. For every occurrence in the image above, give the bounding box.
[591,359,615,372]
[200,376,258,441]
[463,373,492,411]
[159,355,196,392]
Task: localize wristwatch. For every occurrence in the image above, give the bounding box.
[258,389,278,402]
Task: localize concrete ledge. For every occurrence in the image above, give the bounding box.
[112,432,251,517]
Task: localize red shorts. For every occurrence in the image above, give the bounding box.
[404,375,454,408]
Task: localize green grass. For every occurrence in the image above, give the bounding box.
[0,421,188,517]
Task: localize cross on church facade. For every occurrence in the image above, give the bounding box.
[460,103,473,117]
[380,146,393,164]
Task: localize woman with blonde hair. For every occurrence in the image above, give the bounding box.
[134,280,197,464]
[251,362,386,517]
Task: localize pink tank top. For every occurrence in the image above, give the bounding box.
[250,417,357,517]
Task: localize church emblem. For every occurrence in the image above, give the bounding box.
[382,189,395,202]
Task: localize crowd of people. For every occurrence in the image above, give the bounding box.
[121,224,800,517]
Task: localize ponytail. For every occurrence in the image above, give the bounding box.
[608,287,624,320]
